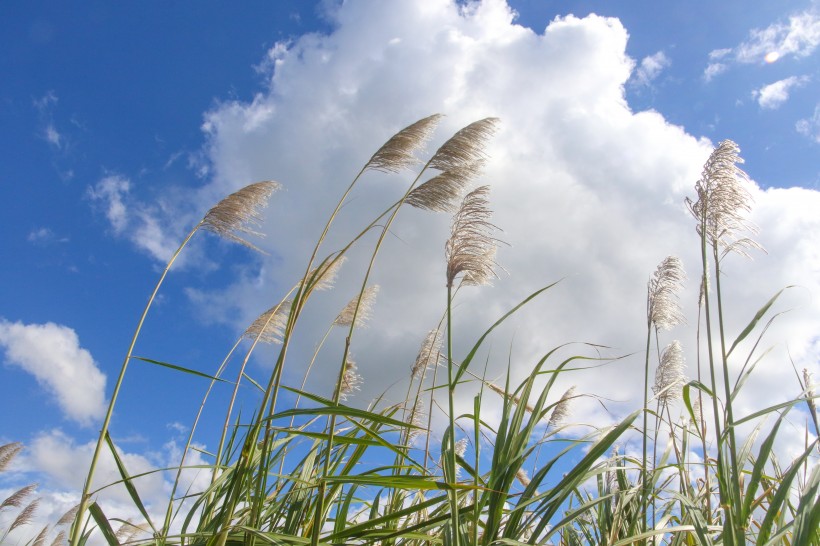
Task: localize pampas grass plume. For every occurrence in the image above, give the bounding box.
[201,180,281,251]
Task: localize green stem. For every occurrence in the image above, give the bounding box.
[446,282,461,546]
[71,222,202,546]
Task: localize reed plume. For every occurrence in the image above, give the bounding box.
[515,469,531,487]
[685,140,761,257]
[334,285,379,328]
[407,160,485,212]
[411,330,442,379]
[339,356,362,401]
[50,531,65,546]
[9,498,38,533]
[429,118,499,172]
[31,525,47,546]
[548,387,576,428]
[201,181,281,251]
[365,114,443,173]
[445,186,500,288]
[652,340,686,405]
[486,382,536,413]
[303,256,346,292]
[647,255,685,330]
[0,442,22,472]
[243,300,293,345]
[1,485,37,510]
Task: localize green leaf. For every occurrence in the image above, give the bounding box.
[132,356,231,383]
[87,502,120,546]
[104,433,156,534]
[726,288,790,357]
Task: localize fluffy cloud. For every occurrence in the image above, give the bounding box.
[753,75,810,109]
[734,8,820,63]
[0,320,107,426]
[174,0,819,442]
[632,50,670,87]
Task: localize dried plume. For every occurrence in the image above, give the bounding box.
[115,520,146,543]
[411,330,442,379]
[515,468,531,487]
[487,382,535,413]
[804,368,818,432]
[548,387,576,428]
[445,185,501,288]
[9,498,39,532]
[685,140,762,257]
[50,531,66,546]
[56,504,79,527]
[647,256,686,330]
[201,180,281,251]
[653,341,686,405]
[302,256,346,292]
[407,400,427,443]
[0,442,23,472]
[407,160,485,212]
[340,356,362,401]
[2,484,37,510]
[32,526,48,546]
[243,300,292,345]
[334,285,380,328]
[429,118,499,173]
[365,114,443,173]
[454,438,468,458]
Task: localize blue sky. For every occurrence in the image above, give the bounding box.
[1,0,819,540]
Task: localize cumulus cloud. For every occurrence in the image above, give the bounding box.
[172,0,820,444]
[705,7,820,78]
[754,75,810,109]
[632,50,670,87]
[0,320,107,426]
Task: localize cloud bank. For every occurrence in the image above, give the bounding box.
[0,320,107,426]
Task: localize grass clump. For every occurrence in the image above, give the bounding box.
[13,117,811,545]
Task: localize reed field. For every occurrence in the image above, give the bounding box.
[2,115,818,545]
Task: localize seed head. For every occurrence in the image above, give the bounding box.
[429,118,499,173]
[201,181,280,251]
[406,160,485,212]
[334,285,379,328]
[243,300,292,345]
[548,387,576,428]
[445,186,501,288]
[685,140,762,257]
[365,114,443,173]
[647,256,686,330]
[653,341,686,405]
[340,356,362,401]
[411,330,442,379]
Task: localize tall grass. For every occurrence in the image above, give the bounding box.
[15,117,810,545]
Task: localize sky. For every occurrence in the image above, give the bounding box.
[1,0,819,541]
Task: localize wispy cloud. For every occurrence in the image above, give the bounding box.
[631,51,670,88]
[796,104,820,142]
[753,75,810,109]
[705,8,820,79]
[0,320,107,426]
[33,91,64,150]
[26,227,68,245]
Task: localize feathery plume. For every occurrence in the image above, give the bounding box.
[334,285,380,328]
[50,531,66,546]
[303,256,346,292]
[115,520,146,543]
[685,140,762,257]
[407,400,427,443]
[647,256,686,330]
[0,442,23,472]
[411,330,442,379]
[339,356,362,401]
[365,114,443,173]
[548,387,576,428]
[56,504,79,527]
[515,468,531,487]
[486,382,536,413]
[445,186,501,288]
[429,118,499,173]
[32,526,48,546]
[804,369,818,426]
[201,180,280,251]
[653,341,686,405]
[454,438,468,458]
[1,484,37,510]
[9,498,39,532]
[243,300,292,345]
[406,160,485,212]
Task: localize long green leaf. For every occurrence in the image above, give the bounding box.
[87,502,120,546]
[104,433,156,534]
[726,288,789,357]
[132,356,231,383]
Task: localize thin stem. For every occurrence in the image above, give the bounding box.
[70,222,202,546]
[446,283,461,546]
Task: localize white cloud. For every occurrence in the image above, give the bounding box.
[706,8,820,78]
[27,227,68,245]
[796,104,820,142]
[176,0,820,446]
[754,75,810,109]
[632,50,670,87]
[0,320,107,426]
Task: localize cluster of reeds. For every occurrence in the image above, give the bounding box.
[6,117,813,545]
